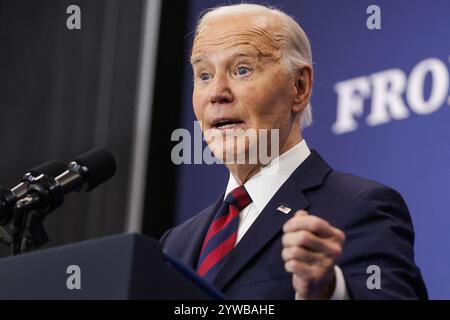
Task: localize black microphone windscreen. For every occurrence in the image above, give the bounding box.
[73,148,116,191]
[27,159,67,178]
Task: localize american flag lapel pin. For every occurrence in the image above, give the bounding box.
[277,204,292,214]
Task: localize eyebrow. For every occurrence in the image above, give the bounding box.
[190,52,257,66]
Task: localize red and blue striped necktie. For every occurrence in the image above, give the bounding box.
[196,186,252,282]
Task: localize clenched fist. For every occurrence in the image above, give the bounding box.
[281,210,346,300]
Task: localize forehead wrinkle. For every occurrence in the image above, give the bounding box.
[192,26,283,60]
[191,51,265,69]
[191,56,203,65]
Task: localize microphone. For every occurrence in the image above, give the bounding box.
[19,148,116,215]
[9,148,116,255]
[57,148,117,194]
[0,159,67,225]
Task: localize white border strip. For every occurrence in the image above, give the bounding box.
[125,0,162,233]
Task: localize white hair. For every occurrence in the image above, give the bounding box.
[194,3,313,128]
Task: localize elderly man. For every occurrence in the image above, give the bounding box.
[161,4,427,299]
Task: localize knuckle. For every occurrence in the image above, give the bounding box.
[289,247,297,260]
[283,248,293,261]
[291,246,302,258]
[285,260,296,272]
[296,231,308,245]
[281,234,289,246]
[331,245,342,258]
[281,248,288,260]
[339,230,346,243]
[309,220,322,232]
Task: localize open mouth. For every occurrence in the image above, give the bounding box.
[211,118,245,129]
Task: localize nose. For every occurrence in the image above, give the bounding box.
[209,72,234,105]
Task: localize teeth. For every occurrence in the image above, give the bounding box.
[219,123,238,129]
[216,121,243,129]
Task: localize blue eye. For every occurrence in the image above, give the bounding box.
[237,67,250,76]
[200,73,211,81]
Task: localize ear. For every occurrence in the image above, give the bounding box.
[292,65,313,113]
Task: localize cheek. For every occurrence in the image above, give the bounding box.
[237,68,294,125]
[243,87,291,127]
[260,80,294,122]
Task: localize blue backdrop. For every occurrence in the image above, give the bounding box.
[174,0,450,299]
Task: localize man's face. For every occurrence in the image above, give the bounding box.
[191,14,299,163]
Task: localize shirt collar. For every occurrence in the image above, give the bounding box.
[225,139,311,212]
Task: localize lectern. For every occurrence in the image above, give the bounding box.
[0,233,226,299]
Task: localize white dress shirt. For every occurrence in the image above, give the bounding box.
[224,139,348,300]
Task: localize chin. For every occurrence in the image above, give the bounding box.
[210,139,259,165]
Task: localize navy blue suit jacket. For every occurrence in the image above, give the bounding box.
[161,150,428,299]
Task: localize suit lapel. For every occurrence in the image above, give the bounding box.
[212,150,332,290]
